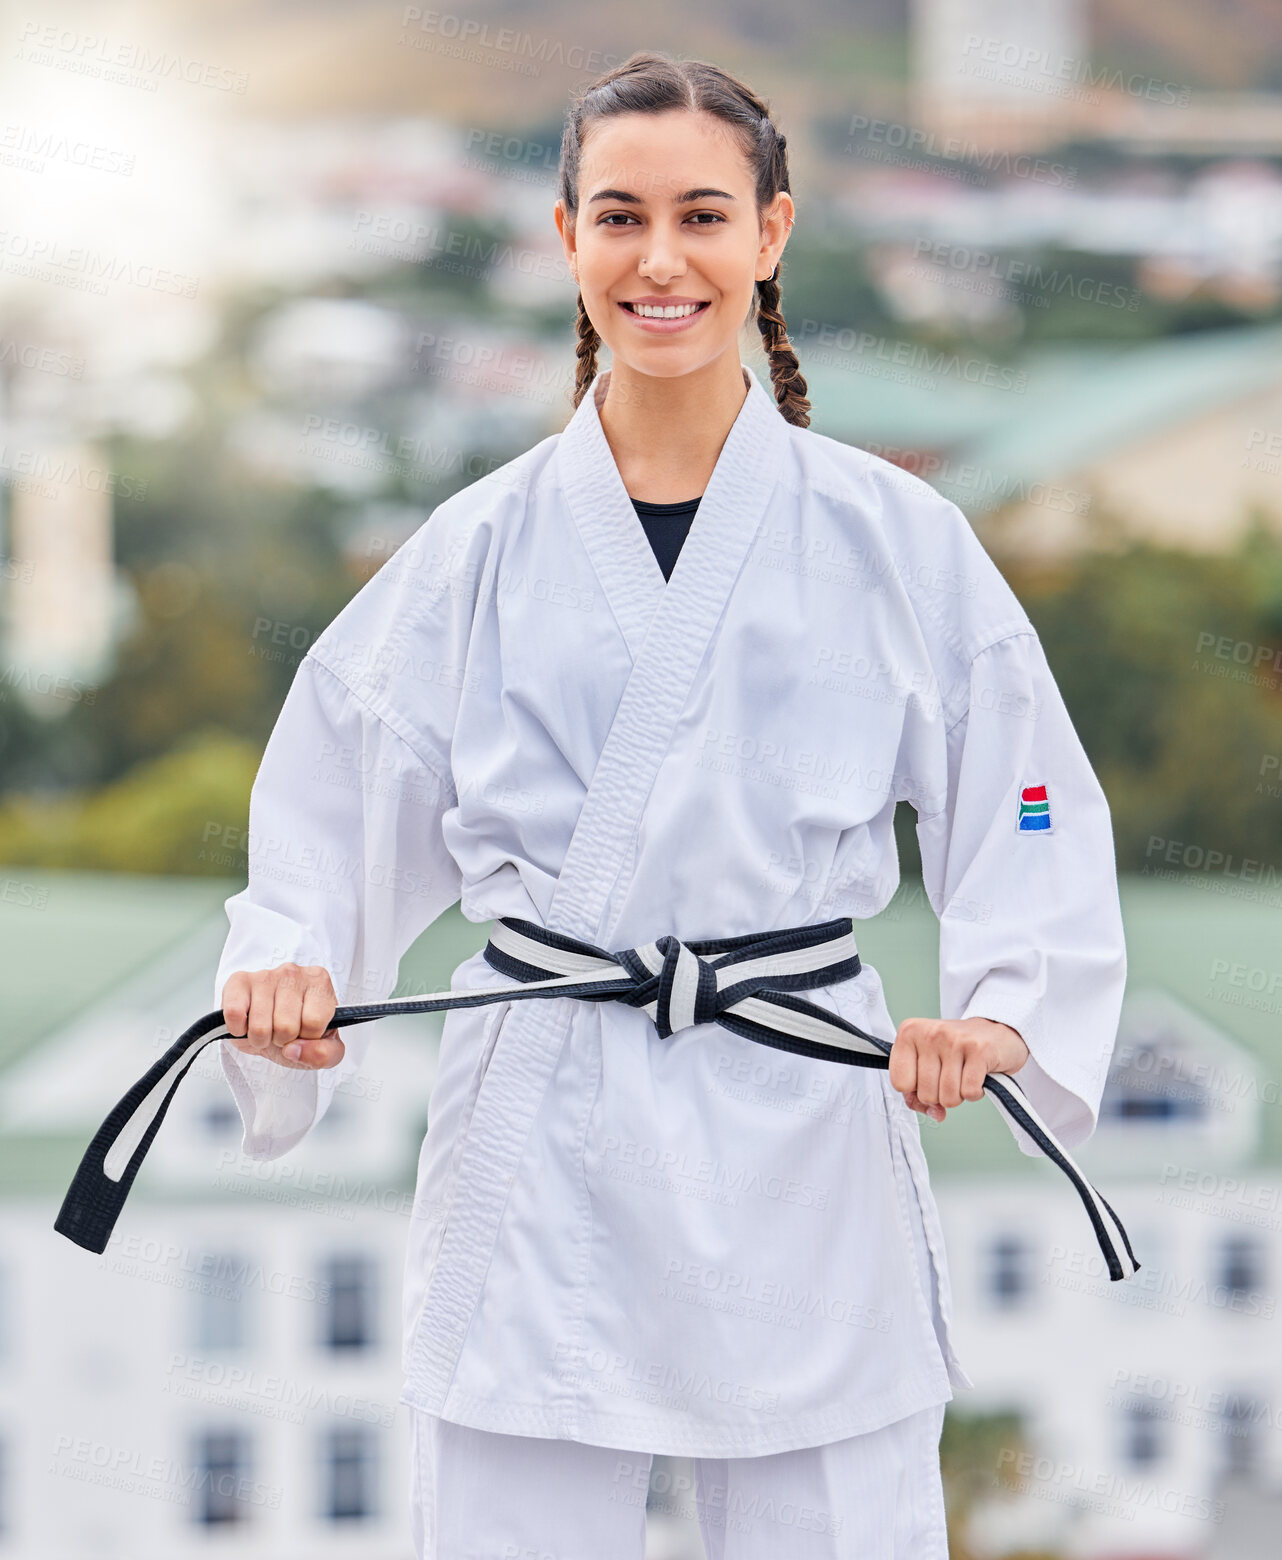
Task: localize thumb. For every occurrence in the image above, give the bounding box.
[282,1028,345,1068]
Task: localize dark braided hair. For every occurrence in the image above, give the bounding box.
[558,50,811,428]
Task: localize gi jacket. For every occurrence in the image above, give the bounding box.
[214,364,1128,1457]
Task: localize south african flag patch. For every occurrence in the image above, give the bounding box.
[1017,783,1053,832]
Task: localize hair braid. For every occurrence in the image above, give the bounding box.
[573,290,600,410]
[752,125,809,427]
[754,270,810,428]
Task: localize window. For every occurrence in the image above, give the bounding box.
[320,1254,377,1351]
[1099,1040,1209,1123]
[1119,1400,1165,1467]
[982,1235,1034,1308]
[1217,1391,1263,1475]
[322,1424,377,1521]
[192,1428,253,1525]
[192,1251,249,1351]
[201,1098,240,1136]
[1217,1234,1265,1298]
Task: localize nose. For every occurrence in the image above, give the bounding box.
[638,229,687,283]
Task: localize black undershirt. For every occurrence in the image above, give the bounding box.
[630,494,702,582]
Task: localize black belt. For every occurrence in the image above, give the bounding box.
[54,914,1139,1282]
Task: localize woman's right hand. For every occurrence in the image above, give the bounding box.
[220,963,346,1070]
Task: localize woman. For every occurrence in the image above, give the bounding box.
[216,51,1127,1560]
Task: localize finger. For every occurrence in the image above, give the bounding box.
[961,1050,989,1103]
[915,1043,942,1109]
[221,972,251,1039]
[298,972,337,1040]
[271,977,304,1053]
[243,972,279,1055]
[888,1031,918,1097]
[938,1046,965,1110]
[283,1028,346,1069]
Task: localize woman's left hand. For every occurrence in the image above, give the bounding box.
[888,1016,1030,1123]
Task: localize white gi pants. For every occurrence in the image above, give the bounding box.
[408,1399,949,1559]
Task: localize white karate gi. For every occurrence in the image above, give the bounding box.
[214,363,1127,1461]
[407,1399,949,1559]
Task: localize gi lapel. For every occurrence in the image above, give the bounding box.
[551,364,791,944]
[402,364,793,1413]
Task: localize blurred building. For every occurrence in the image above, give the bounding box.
[806,321,1282,558]
[0,872,470,1558]
[911,0,1282,155]
[891,873,1282,1560]
[912,0,1088,147]
[0,440,125,719]
[3,869,1281,1556]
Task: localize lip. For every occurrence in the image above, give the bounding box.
[617,298,711,334]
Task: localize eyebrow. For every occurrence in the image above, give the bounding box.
[586,186,738,205]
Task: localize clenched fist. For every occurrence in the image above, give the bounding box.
[220,963,346,1071]
[888,1016,1029,1123]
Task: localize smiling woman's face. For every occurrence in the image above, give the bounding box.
[557,108,791,383]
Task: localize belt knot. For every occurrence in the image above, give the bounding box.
[640,934,737,1039]
[489,916,865,1042]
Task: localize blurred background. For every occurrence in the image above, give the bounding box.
[4,0,1282,1555]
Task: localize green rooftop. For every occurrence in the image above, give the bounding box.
[805,320,1282,516]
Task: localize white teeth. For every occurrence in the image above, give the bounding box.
[630,302,703,318]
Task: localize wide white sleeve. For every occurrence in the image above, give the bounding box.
[213,652,463,1162]
[913,628,1127,1156]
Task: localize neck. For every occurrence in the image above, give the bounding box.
[597,356,749,504]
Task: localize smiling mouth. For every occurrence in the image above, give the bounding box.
[620,301,711,318]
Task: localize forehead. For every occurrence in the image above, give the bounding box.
[578,109,751,199]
